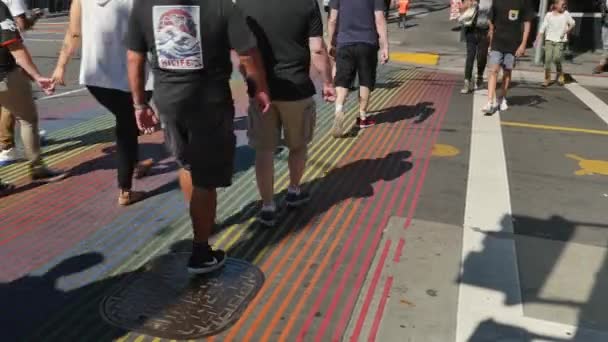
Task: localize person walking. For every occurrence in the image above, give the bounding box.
[535,0,575,87]
[328,0,390,137]
[594,0,608,74]
[482,0,533,114]
[0,1,66,186]
[459,0,492,94]
[127,0,271,273]
[0,0,44,165]
[51,0,155,206]
[236,0,335,226]
[398,0,409,30]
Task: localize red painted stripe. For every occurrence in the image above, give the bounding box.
[302,73,437,341]
[329,73,452,341]
[349,239,392,341]
[368,276,394,342]
[393,238,405,263]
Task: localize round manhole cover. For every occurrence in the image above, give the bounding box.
[100,254,264,339]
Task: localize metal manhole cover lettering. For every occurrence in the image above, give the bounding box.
[100,254,264,339]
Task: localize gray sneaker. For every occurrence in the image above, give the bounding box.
[460,80,472,94]
[331,111,348,138]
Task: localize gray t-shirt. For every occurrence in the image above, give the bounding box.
[330,0,384,47]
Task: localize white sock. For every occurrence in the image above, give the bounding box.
[262,201,276,212]
[287,185,300,195]
[359,111,367,119]
[335,104,344,114]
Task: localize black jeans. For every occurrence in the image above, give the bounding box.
[87,86,151,190]
[464,28,490,81]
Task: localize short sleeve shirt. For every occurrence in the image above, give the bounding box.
[236,0,323,101]
[489,0,534,53]
[127,0,257,103]
[330,0,384,47]
[0,2,20,74]
[2,0,26,17]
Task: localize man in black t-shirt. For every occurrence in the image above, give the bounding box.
[328,0,390,137]
[236,0,335,226]
[483,0,534,114]
[127,0,270,274]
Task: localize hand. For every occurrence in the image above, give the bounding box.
[329,46,336,58]
[380,48,389,64]
[322,83,336,102]
[51,66,66,86]
[134,105,159,135]
[515,44,526,57]
[254,90,271,113]
[35,76,55,95]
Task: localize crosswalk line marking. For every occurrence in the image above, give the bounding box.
[565,83,608,126]
[456,90,608,341]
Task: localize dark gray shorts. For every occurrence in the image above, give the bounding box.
[155,91,236,190]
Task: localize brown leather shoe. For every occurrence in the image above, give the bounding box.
[118,190,146,206]
[134,159,154,179]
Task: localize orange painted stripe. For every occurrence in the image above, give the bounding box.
[259,103,410,341]
[221,74,412,341]
[277,75,429,340]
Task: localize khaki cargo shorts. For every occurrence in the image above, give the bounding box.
[247,97,316,151]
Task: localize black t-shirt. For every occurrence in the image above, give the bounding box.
[127,0,257,103]
[0,2,20,75]
[489,0,534,53]
[236,0,323,101]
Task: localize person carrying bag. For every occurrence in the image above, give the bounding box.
[460,0,492,94]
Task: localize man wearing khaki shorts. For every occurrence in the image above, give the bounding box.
[238,0,335,226]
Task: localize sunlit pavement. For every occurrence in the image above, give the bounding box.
[1,14,608,341]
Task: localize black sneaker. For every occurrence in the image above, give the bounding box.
[285,191,311,208]
[187,244,227,275]
[257,208,277,227]
[0,181,15,197]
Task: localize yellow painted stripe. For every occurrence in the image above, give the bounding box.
[501,121,608,136]
[390,52,439,65]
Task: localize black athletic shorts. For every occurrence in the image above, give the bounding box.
[154,87,236,190]
[334,43,379,91]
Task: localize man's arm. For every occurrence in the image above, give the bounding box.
[374,10,389,63]
[310,37,332,86]
[238,48,270,110]
[7,40,42,79]
[14,13,41,32]
[327,9,338,52]
[52,0,82,85]
[127,50,148,107]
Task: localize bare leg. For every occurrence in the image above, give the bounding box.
[288,146,307,189]
[487,64,500,104]
[179,169,217,244]
[358,86,371,119]
[501,69,512,99]
[255,150,275,206]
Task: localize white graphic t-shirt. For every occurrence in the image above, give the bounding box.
[153,6,204,70]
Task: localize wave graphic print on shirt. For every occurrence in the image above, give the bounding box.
[153,6,203,70]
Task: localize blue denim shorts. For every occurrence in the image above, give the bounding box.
[489,50,516,70]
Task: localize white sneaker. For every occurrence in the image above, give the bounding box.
[0,148,18,165]
[499,97,509,111]
[481,101,497,115]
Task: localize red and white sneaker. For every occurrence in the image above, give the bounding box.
[356,117,376,129]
